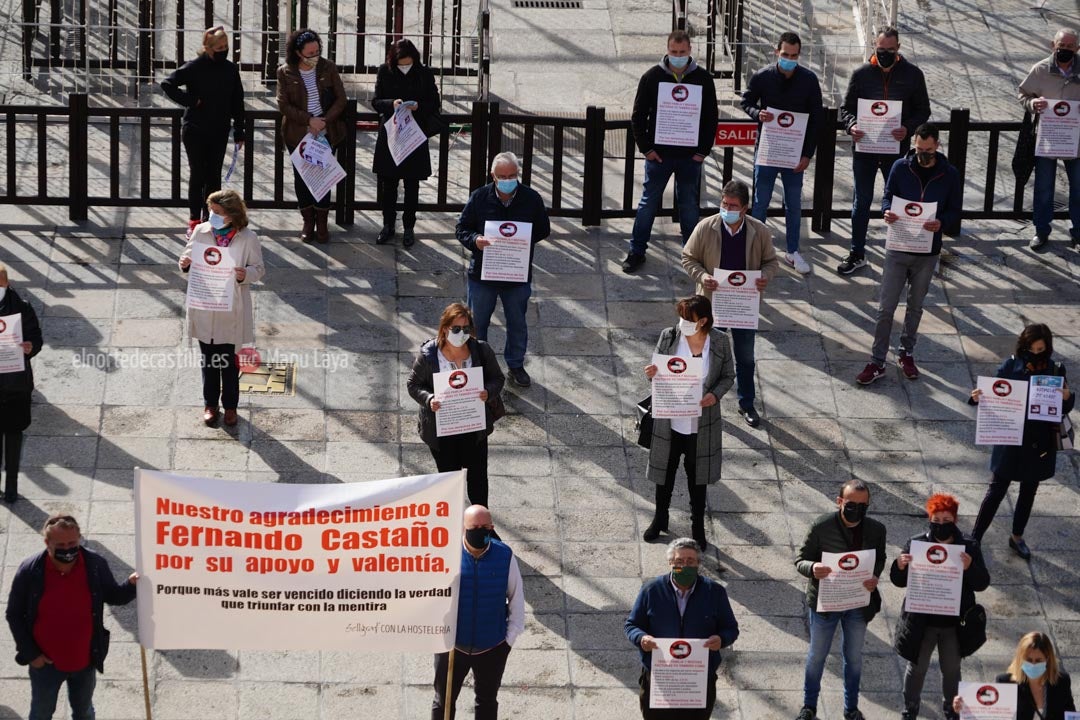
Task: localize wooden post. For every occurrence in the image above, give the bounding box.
[140,646,153,720]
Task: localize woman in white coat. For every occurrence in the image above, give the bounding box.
[178,189,265,427]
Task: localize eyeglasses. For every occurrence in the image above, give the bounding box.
[448,325,474,335]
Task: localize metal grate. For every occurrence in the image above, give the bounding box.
[511,0,584,8]
[240,363,296,396]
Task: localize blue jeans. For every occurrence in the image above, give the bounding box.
[717,328,756,411]
[29,664,96,720]
[629,156,702,256]
[803,607,867,713]
[751,163,804,252]
[467,278,532,369]
[850,153,895,255]
[1033,156,1080,239]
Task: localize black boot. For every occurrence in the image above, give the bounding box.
[299,206,316,243]
[3,432,22,503]
[690,485,708,551]
[643,484,671,541]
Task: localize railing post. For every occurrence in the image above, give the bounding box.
[68,93,89,222]
[811,107,839,234]
[582,105,605,227]
[468,101,489,191]
[136,0,153,97]
[487,101,502,171]
[336,99,358,227]
[946,107,970,237]
[263,0,279,85]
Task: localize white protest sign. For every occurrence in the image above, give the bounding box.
[711,269,761,330]
[186,243,236,313]
[655,82,703,147]
[957,682,1018,720]
[290,135,347,200]
[649,638,708,709]
[817,550,875,613]
[885,197,937,253]
[386,105,428,166]
[434,367,486,437]
[1028,375,1064,422]
[480,220,533,283]
[975,376,1028,446]
[905,540,964,616]
[757,107,808,168]
[1035,99,1080,159]
[0,313,24,374]
[855,98,902,154]
[651,354,703,419]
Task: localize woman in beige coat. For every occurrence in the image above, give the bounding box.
[178,189,265,427]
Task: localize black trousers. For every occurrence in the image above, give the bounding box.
[378,175,420,229]
[973,472,1042,539]
[199,341,240,410]
[658,430,706,511]
[182,127,230,221]
[638,667,717,719]
[1,431,23,494]
[432,643,511,720]
[430,434,489,508]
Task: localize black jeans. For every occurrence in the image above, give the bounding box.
[658,430,706,512]
[182,127,229,221]
[432,643,511,720]
[378,175,420,229]
[430,434,489,507]
[199,341,240,410]
[291,143,339,209]
[1,431,23,493]
[637,667,717,719]
[973,472,1042,539]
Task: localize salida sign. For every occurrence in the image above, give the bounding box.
[714,122,757,146]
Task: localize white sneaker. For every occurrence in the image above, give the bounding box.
[785,251,811,275]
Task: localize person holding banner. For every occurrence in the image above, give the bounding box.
[642,297,735,550]
[277,28,347,244]
[625,537,739,719]
[837,26,931,276]
[5,514,138,720]
[178,190,265,428]
[407,303,505,507]
[856,123,962,385]
[161,26,246,239]
[891,493,990,720]
[456,151,550,389]
[432,504,524,720]
[968,324,1073,560]
[740,31,824,275]
[682,180,778,428]
[620,29,718,274]
[0,263,42,503]
[372,38,440,248]
[953,632,1076,720]
[793,479,887,720]
[1017,28,1080,251]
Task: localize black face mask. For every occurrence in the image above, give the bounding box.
[875,49,897,68]
[213,50,228,62]
[842,502,868,524]
[916,151,936,166]
[53,546,80,564]
[1023,349,1050,366]
[1056,48,1076,65]
[928,521,956,542]
[464,527,491,549]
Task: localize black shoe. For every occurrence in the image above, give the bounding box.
[402,228,416,247]
[1009,536,1032,561]
[795,707,817,720]
[508,367,532,388]
[2,489,15,503]
[692,526,708,552]
[1029,234,1049,251]
[642,517,667,542]
[836,252,867,275]
[740,406,761,428]
[376,226,395,245]
[621,252,645,273]
[843,710,865,720]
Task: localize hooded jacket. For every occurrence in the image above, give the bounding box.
[840,55,932,157]
[0,286,43,396]
[882,149,963,255]
[631,56,719,158]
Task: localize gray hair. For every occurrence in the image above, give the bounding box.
[490,151,522,175]
[666,537,702,563]
[1055,28,1078,44]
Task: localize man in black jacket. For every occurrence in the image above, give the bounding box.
[794,479,887,720]
[6,514,137,720]
[837,26,931,275]
[622,30,718,274]
[741,31,824,275]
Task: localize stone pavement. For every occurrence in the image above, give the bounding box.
[0,198,1079,719]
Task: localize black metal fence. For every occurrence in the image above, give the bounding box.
[0,94,1058,229]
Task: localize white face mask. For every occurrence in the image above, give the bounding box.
[678,318,700,336]
[398,63,413,75]
[445,329,469,348]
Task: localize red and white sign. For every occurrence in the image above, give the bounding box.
[975,375,1028,446]
[958,681,1018,719]
[905,540,964,616]
[651,353,703,419]
[185,242,237,313]
[1035,98,1080,159]
[757,106,808,168]
[885,196,937,254]
[0,313,24,375]
[650,637,708,709]
[855,98,903,154]
[817,549,875,612]
[480,220,533,283]
[434,366,487,437]
[655,82,704,147]
[714,122,757,146]
[711,269,762,330]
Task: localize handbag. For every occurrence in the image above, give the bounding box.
[488,392,507,423]
[957,603,987,657]
[422,105,449,138]
[635,396,653,449]
[1012,111,1037,188]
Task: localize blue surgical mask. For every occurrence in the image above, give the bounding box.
[778,57,798,72]
[668,55,690,70]
[495,178,518,194]
[719,208,742,225]
[1022,661,1047,679]
[208,211,227,230]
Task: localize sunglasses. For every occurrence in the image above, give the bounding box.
[448,325,474,335]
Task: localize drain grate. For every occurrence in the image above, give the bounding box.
[240,362,296,396]
[512,0,583,8]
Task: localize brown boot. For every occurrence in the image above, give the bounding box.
[315,208,330,244]
[300,207,316,243]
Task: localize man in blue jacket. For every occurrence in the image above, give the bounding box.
[857,123,962,385]
[432,505,524,720]
[6,514,137,720]
[456,152,551,389]
[625,537,739,719]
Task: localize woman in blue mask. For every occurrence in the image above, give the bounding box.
[952,631,1075,719]
[967,323,1074,560]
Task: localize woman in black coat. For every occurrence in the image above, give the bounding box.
[953,631,1075,720]
[406,302,504,508]
[371,38,440,247]
[968,323,1073,560]
[0,265,44,502]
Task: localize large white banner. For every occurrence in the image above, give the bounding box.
[134,469,466,652]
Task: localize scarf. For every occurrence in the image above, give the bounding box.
[212,225,238,247]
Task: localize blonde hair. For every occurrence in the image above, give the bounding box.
[207,189,249,230]
[200,26,228,56]
[436,302,474,349]
[1006,631,1061,684]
